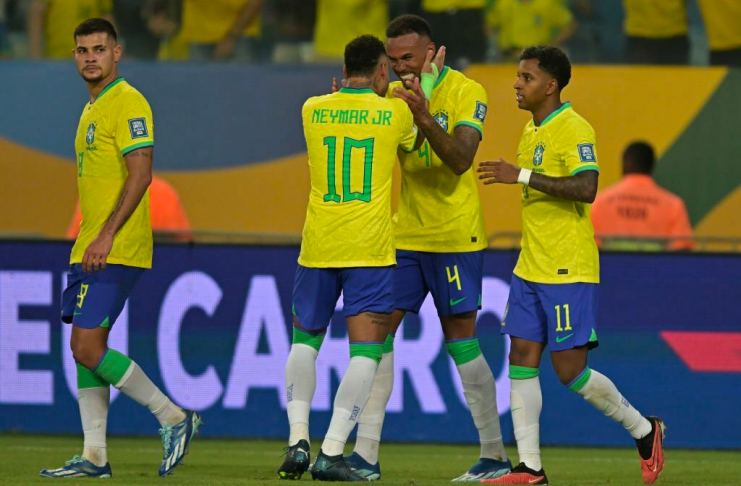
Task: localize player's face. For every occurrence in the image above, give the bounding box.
[513,58,554,111]
[387,33,434,83]
[74,33,121,83]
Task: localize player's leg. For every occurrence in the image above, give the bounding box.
[482,276,549,485]
[313,267,392,482]
[279,265,337,479]
[427,251,510,482]
[351,251,426,478]
[547,284,663,484]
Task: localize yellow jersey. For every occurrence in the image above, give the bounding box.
[514,102,600,284]
[487,0,573,50]
[181,0,261,44]
[624,0,687,38]
[391,66,488,253]
[697,0,741,50]
[314,0,388,59]
[298,87,418,268]
[423,0,486,12]
[44,0,112,59]
[71,78,154,269]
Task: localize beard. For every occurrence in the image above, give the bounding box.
[80,68,104,83]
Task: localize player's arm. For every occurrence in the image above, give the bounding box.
[82,148,153,272]
[28,0,48,59]
[215,0,265,60]
[478,158,599,203]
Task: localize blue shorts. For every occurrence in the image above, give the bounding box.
[501,274,599,351]
[394,250,483,317]
[61,264,144,329]
[292,265,394,331]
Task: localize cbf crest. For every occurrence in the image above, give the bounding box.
[533,141,546,166]
[433,110,449,131]
[85,122,97,145]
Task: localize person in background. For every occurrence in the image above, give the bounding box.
[697,0,741,67]
[313,0,387,61]
[29,0,114,58]
[622,0,689,65]
[487,0,577,62]
[591,141,694,251]
[421,0,486,65]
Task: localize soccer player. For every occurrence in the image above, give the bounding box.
[277,34,423,481]
[477,45,665,485]
[345,15,512,482]
[39,18,201,479]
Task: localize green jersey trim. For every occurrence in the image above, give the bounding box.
[339,87,374,94]
[400,132,422,153]
[570,165,600,176]
[537,101,572,127]
[92,77,125,104]
[454,121,483,137]
[121,141,154,156]
[434,66,450,88]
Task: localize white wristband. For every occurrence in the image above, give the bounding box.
[518,168,533,186]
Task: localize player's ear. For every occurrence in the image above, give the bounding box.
[546,78,558,96]
[113,43,122,63]
[342,65,347,81]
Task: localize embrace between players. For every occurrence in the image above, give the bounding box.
[46,14,665,486]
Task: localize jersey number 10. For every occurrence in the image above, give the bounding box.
[323,136,375,203]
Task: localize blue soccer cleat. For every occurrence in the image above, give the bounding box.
[39,455,112,478]
[345,451,381,481]
[451,457,512,482]
[158,409,203,477]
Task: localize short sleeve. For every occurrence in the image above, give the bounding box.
[453,82,489,140]
[395,99,418,153]
[561,120,599,176]
[115,92,154,156]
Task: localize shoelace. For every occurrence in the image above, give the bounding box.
[65,455,86,466]
[158,425,174,460]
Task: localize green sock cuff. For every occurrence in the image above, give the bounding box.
[94,348,133,387]
[445,338,482,366]
[77,362,108,389]
[349,343,383,363]
[509,365,540,380]
[567,367,592,392]
[292,327,325,352]
[382,334,395,354]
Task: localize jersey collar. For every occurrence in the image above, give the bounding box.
[536,101,571,127]
[92,77,125,104]
[339,87,374,94]
[434,66,450,89]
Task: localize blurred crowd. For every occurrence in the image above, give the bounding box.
[0,0,739,67]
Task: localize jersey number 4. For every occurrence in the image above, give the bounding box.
[323,136,374,203]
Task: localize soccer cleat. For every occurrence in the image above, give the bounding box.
[636,416,666,484]
[277,439,311,480]
[480,462,548,485]
[39,455,112,478]
[158,409,203,477]
[345,451,381,481]
[451,457,512,482]
[310,450,369,481]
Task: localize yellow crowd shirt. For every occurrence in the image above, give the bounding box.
[391,66,488,253]
[624,0,687,38]
[514,102,600,284]
[298,87,417,268]
[44,0,112,58]
[487,0,573,50]
[697,0,741,50]
[181,0,261,44]
[423,0,486,12]
[314,0,388,59]
[71,78,154,269]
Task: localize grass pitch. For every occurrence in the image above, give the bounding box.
[2,434,738,485]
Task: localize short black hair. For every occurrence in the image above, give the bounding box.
[623,141,655,174]
[386,14,432,40]
[520,45,571,91]
[344,35,387,78]
[74,18,118,42]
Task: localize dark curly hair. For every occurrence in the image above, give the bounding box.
[520,45,571,91]
[344,35,387,78]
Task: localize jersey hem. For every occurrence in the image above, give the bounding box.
[513,269,599,285]
[395,242,488,253]
[69,258,152,269]
[297,258,397,268]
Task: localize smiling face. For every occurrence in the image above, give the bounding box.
[386,32,434,83]
[74,32,121,84]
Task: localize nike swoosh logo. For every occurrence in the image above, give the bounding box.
[556,333,574,343]
[529,478,544,484]
[450,297,467,306]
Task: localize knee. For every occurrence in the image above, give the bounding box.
[554,363,584,386]
[71,341,105,370]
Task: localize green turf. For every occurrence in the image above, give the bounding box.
[2,434,738,485]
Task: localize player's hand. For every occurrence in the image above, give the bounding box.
[214,35,237,60]
[394,78,429,119]
[477,158,521,185]
[82,232,114,273]
[426,45,445,75]
[331,77,348,94]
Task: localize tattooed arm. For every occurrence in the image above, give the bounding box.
[82,147,153,272]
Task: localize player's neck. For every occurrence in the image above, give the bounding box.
[87,69,120,103]
[532,98,563,126]
[345,77,373,90]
